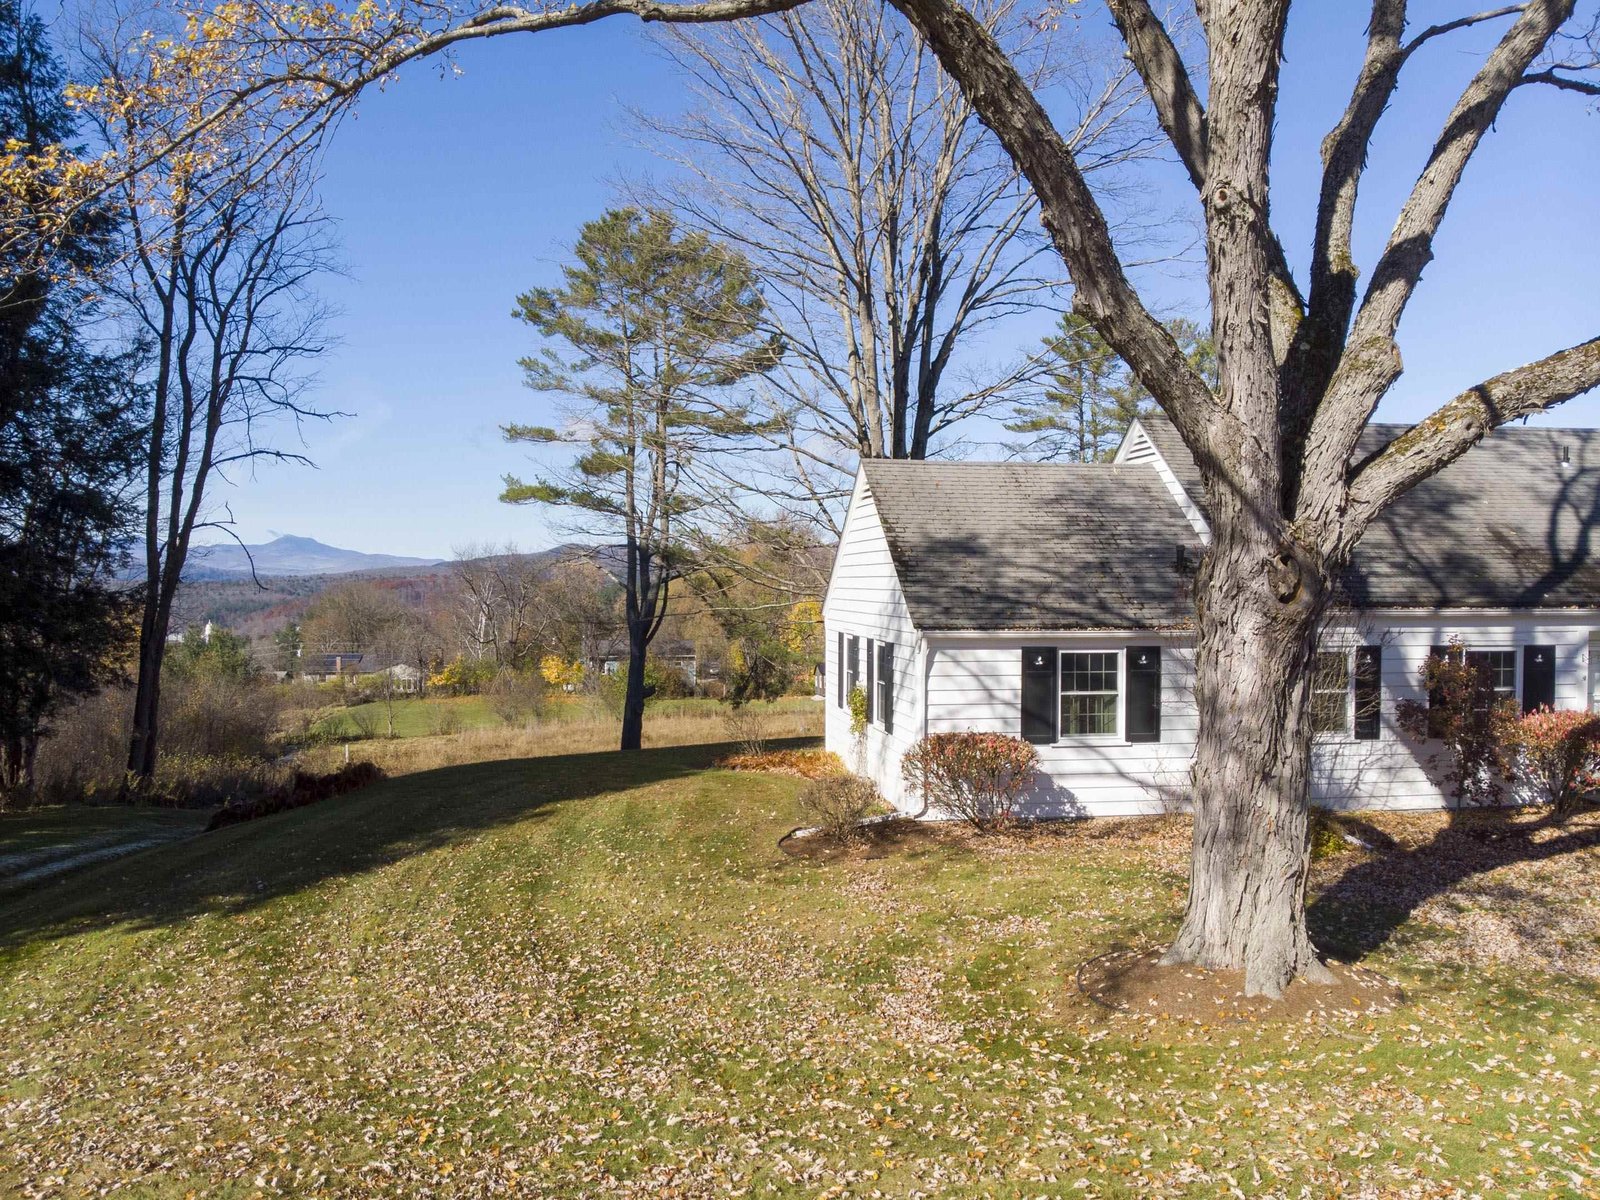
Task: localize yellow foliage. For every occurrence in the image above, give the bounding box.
[428,656,470,691]
[539,654,585,688]
[782,599,822,657]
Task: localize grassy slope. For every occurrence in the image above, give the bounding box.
[0,749,1596,1198]
[0,808,209,893]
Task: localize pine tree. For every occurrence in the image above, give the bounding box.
[502,208,780,751]
[0,1,143,790]
[1007,314,1216,462]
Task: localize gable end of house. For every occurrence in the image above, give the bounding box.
[1113,417,1211,544]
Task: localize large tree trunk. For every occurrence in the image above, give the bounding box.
[1163,495,1338,998]
[619,634,648,752]
[126,591,170,782]
[0,734,23,792]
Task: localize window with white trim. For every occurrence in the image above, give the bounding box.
[1466,650,1516,707]
[1311,650,1351,734]
[1059,651,1118,736]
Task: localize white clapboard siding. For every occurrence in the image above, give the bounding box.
[1308,612,1597,810]
[923,614,1600,817]
[822,472,924,807]
[925,637,1198,817]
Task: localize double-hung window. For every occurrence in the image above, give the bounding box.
[1466,650,1516,710]
[1059,651,1119,737]
[1311,650,1352,735]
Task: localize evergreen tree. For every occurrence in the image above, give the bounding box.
[0,1,143,790]
[1007,314,1216,462]
[165,625,258,683]
[273,622,302,677]
[502,208,780,751]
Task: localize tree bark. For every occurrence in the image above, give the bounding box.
[126,646,165,780]
[126,592,171,782]
[127,531,188,783]
[1163,481,1338,997]
[620,634,649,752]
[1,734,22,792]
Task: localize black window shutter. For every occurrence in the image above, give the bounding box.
[1428,644,1448,696]
[846,636,860,698]
[1522,644,1556,713]
[1125,646,1161,743]
[837,632,845,707]
[878,643,893,733]
[864,638,874,724]
[1426,644,1448,736]
[1354,645,1382,740]
[1021,647,1057,744]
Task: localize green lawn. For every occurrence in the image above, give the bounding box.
[1,747,1597,1196]
[316,693,500,737]
[0,806,208,894]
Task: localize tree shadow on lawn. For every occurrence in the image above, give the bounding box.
[1307,807,1600,961]
[0,738,810,955]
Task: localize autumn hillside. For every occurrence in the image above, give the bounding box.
[2,745,1599,1197]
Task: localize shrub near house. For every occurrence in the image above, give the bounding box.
[902,732,1039,831]
[1505,708,1600,818]
[1394,641,1518,806]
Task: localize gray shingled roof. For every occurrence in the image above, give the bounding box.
[863,461,1204,631]
[1139,413,1600,609]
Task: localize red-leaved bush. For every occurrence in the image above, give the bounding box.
[1504,708,1600,819]
[1394,641,1516,805]
[902,732,1038,831]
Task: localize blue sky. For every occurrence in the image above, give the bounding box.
[183,3,1599,559]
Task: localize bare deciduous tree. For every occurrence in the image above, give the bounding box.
[84,4,339,786]
[450,543,555,669]
[637,0,1162,540]
[113,166,334,781]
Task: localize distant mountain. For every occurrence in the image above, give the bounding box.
[183,535,442,578]
[168,541,609,633]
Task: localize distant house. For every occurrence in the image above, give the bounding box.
[302,652,364,683]
[592,638,699,688]
[824,414,1600,818]
[374,663,423,693]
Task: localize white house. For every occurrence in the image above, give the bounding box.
[822,415,1600,818]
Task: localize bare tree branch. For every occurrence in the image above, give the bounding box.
[884,0,1228,460]
[1104,0,1206,188]
[1521,65,1600,89]
[1298,0,1576,530]
[1343,335,1600,540]
[1346,0,1572,381]
[1406,4,1528,51]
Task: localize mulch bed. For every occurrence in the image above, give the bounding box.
[716,749,843,780]
[779,818,944,861]
[1076,947,1404,1025]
